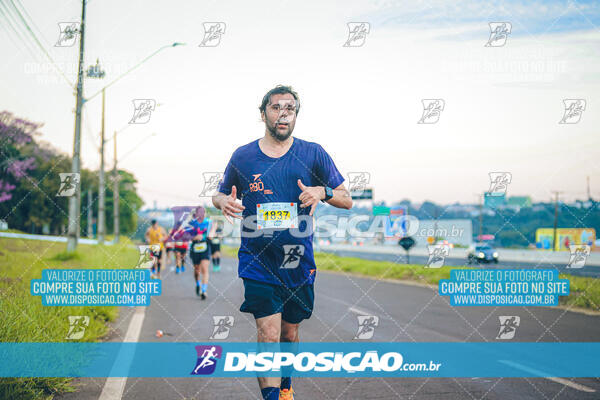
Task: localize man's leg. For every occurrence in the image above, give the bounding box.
[181,249,186,272]
[175,251,181,274]
[193,263,201,296]
[212,250,221,271]
[199,259,209,299]
[155,257,161,278]
[280,320,299,392]
[256,313,282,399]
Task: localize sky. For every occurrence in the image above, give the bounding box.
[1,0,599,209]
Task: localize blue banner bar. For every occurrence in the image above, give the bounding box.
[1,342,599,378]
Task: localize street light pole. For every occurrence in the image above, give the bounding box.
[66,0,87,252]
[479,194,483,240]
[87,188,92,238]
[552,191,562,251]
[113,130,120,243]
[72,43,184,247]
[98,88,106,244]
[84,42,186,103]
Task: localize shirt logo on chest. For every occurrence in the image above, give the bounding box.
[249,173,273,194]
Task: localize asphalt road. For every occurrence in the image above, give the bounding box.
[320,248,600,278]
[61,254,600,400]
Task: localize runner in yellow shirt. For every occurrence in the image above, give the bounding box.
[145,219,167,278]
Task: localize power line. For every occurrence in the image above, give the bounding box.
[5,0,75,88]
[0,1,40,59]
[12,0,43,37]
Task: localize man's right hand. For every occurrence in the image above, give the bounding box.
[216,186,245,223]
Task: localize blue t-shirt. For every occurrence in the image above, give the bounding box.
[184,218,211,242]
[218,138,344,288]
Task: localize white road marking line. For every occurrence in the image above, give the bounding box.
[499,360,596,393]
[98,306,146,400]
[319,293,375,316]
[348,306,373,316]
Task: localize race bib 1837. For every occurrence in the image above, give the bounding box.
[256,202,298,230]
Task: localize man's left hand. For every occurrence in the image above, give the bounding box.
[297,179,324,216]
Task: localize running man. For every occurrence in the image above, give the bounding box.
[164,232,175,267]
[145,219,167,279]
[208,223,223,272]
[185,207,216,299]
[173,239,188,274]
[213,85,352,400]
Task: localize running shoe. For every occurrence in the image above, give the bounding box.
[212,265,221,272]
[196,285,200,296]
[201,292,206,300]
[176,267,180,274]
[279,387,294,400]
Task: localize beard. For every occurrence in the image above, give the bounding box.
[266,119,294,142]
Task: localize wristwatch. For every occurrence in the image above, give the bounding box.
[322,186,333,202]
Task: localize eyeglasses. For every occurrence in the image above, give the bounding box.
[267,103,297,114]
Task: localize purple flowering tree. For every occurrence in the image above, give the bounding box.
[0,111,40,202]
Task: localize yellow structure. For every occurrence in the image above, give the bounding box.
[535,228,596,251]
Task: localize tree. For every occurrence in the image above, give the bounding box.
[0,111,144,235]
[0,112,39,204]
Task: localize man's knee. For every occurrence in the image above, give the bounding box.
[257,316,281,342]
[280,324,298,342]
[258,325,280,342]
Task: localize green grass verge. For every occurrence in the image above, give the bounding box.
[224,245,600,312]
[0,236,138,400]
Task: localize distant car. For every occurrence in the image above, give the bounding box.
[467,243,499,264]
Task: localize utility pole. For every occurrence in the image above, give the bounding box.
[87,188,92,237]
[66,0,87,252]
[552,191,562,251]
[98,88,106,244]
[479,194,483,241]
[433,206,438,241]
[113,130,120,243]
